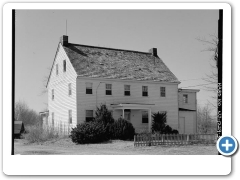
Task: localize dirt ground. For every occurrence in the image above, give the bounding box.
[14,138,218,155]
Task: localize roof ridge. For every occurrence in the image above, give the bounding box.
[66,43,152,55]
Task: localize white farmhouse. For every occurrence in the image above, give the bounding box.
[45,35,199,134]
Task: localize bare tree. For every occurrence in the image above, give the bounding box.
[15,100,40,126]
[197,35,218,108]
[197,104,217,134]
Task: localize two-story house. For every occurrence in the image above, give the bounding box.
[45,35,199,133]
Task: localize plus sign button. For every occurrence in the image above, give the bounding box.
[217,136,238,156]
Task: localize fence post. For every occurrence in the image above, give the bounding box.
[134,135,136,147]
[148,133,151,146]
[187,134,189,144]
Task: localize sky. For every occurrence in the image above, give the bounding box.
[15,10,218,113]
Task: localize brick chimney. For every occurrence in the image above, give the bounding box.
[149,48,158,57]
[60,35,68,46]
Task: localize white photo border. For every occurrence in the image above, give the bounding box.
[3,2,232,175]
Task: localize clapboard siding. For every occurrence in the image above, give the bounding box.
[178,91,197,110]
[76,78,179,130]
[179,111,197,134]
[47,43,77,126]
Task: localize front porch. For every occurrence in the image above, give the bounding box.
[110,103,155,132]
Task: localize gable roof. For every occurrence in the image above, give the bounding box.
[62,43,180,83]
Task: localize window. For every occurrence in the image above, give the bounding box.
[68,83,72,96]
[142,111,148,123]
[160,87,166,97]
[124,85,130,96]
[69,110,72,124]
[183,94,188,103]
[63,60,66,72]
[56,64,58,75]
[52,89,54,100]
[106,84,112,95]
[86,82,93,94]
[142,86,148,96]
[86,110,94,122]
[52,112,54,126]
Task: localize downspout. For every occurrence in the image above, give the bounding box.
[96,82,104,108]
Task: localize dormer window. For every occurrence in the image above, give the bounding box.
[63,60,66,72]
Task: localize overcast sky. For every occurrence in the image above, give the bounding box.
[15,10,218,113]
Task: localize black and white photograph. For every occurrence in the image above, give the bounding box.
[2,2,235,176]
[13,9,221,155]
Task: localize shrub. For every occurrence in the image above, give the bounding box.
[109,118,135,140]
[151,112,179,134]
[151,112,167,133]
[95,104,114,125]
[70,121,108,144]
[23,125,59,143]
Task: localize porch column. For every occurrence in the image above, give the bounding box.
[148,108,152,133]
[122,109,125,119]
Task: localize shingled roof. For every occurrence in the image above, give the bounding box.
[61,37,179,83]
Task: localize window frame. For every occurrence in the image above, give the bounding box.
[106,84,112,95]
[68,83,72,96]
[183,94,188,103]
[142,86,148,97]
[52,89,54,100]
[63,60,66,72]
[142,111,149,123]
[85,110,94,122]
[69,110,72,124]
[52,112,54,126]
[124,85,131,96]
[56,64,58,75]
[86,82,93,94]
[160,87,166,97]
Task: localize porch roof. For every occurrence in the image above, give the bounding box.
[110,103,154,109]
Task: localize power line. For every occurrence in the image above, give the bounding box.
[179,83,216,88]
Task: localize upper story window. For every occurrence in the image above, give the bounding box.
[142,111,148,123]
[106,84,112,95]
[183,94,188,103]
[160,87,166,97]
[86,82,93,94]
[52,89,54,100]
[63,60,66,72]
[142,86,148,97]
[86,110,94,122]
[68,83,72,96]
[56,64,58,75]
[52,112,54,126]
[69,110,72,124]
[124,85,130,96]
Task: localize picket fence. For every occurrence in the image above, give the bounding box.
[134,133,217,147]
[43,121,75,136]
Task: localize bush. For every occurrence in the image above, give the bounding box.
[95,104,114,125]
[109,118,135,140]
[151,112,179,134]
[70,121,108,144]
[23,125,59,143]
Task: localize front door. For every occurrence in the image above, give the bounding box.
[124,109,131,121]
[179,117,185,134]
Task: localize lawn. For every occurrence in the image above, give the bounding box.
[14,138,218,155]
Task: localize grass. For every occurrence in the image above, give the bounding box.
[14,138,218,155]
[23,125,60,143]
